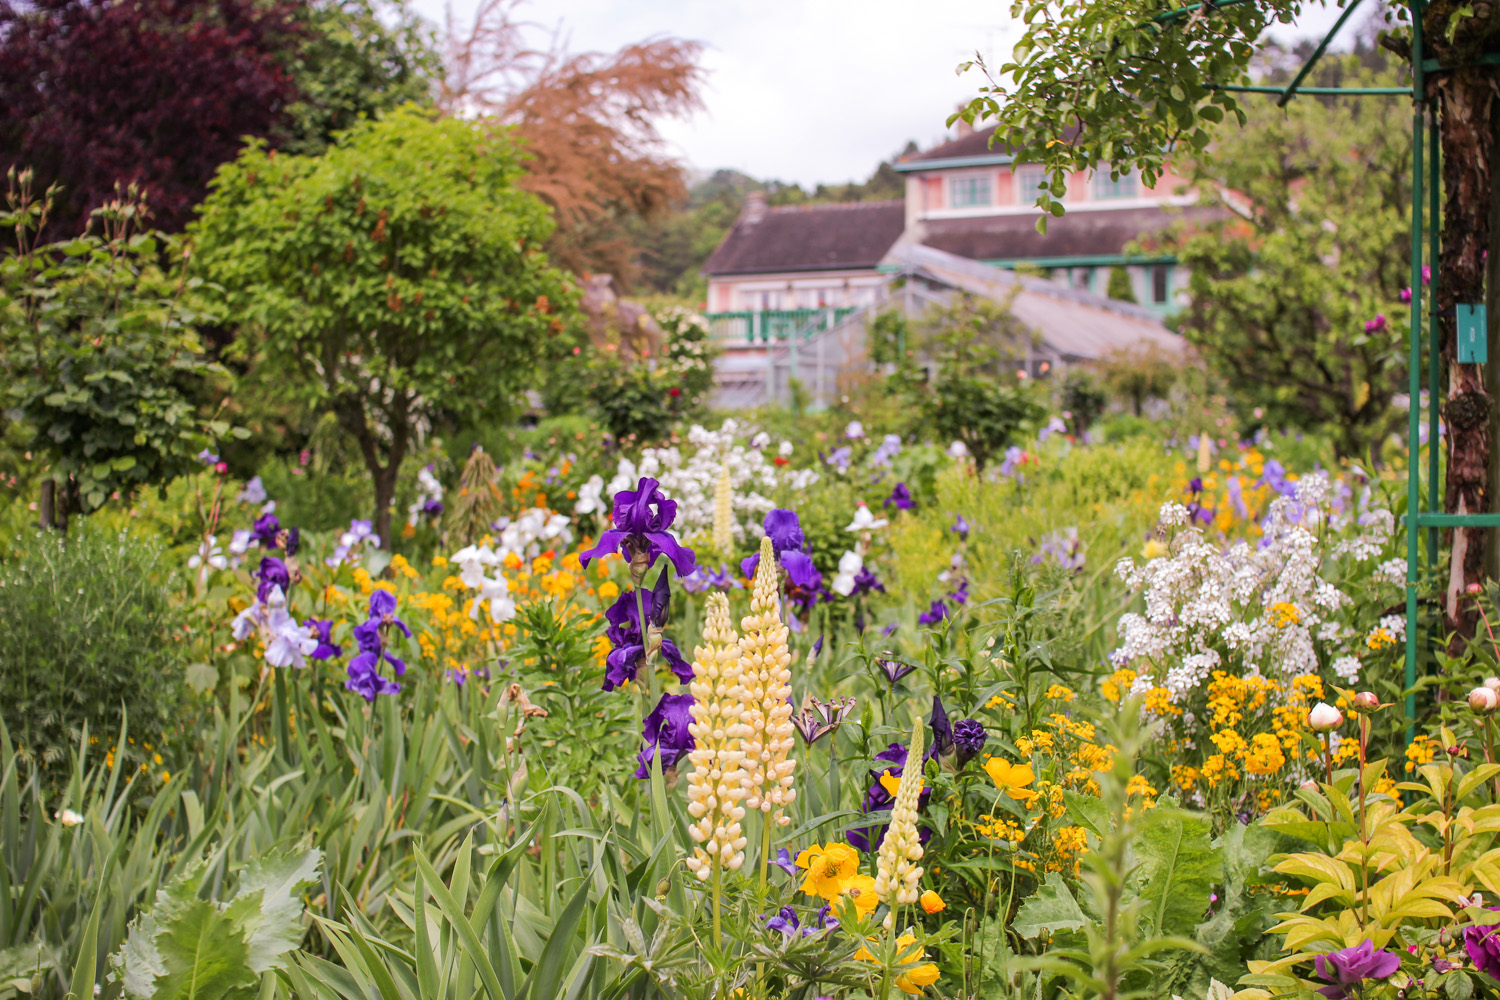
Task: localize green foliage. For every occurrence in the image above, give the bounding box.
[112,849,321,1000]
[867,309,910,367]
[1168,56,1411,458]
[585,307,717,444]
[1105,266,1138,304]
[0,172,234,514]
[1093,343,1183,418]
[192,106,575,543]
[276,0,441,156]
[0,523,184,777]
[1060,370,1108,433]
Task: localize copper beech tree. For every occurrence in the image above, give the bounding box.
[439,0,704,285]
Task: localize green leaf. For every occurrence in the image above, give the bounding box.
[1132,806,1222,937]
[1013,871,1088,939]
[153,900,259,1000]
[231,848,322,973]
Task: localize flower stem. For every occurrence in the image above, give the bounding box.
[711,861,723,949]
[635,584,658,708]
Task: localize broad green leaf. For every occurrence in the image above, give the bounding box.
[1013,872,1088,939]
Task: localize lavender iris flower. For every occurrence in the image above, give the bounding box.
[255,557,290,603]
[306,619,341,660]
[951,514,970,541]
[774,848,797,876]
[635,692,696,777]
[953,719,989,764]
[764,906,806,937]
[1313,941,1401,999]
[580,476,697,576]
[868,433,902,468]
[884,483,914,510]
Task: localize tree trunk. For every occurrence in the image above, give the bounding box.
[1438,68,1496,646]
[373,465,398,553]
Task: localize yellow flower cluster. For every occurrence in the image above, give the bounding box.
[1179,671,1322,801]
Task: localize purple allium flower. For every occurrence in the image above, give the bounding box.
[635,692,696,778]
[884,482,914,510]
[928,695,953,760]
[951,514,970,542]
[1313,941,1401,998]
[1364,314,1387,334]
[876,657,916,686]
[255,556,290,604]
[580,477,696,577]
[918,598,949,624]
[1465,912,1500,979]
[306,619,341,661]
[252,513,281,548]
[953,719,988,764]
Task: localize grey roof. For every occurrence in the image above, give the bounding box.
[883,243,1185,361]
[703,200,906,276]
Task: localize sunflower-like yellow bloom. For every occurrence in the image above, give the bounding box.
[712,463,734,554]
[739,535,797,826]
[684,593,750,881]
[873,717,926,920]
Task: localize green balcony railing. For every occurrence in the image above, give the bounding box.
[705,308,858,344]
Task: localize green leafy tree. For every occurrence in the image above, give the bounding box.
[1105,266,1138,304]
[956,0,1499,632]
[193,106,575,546]
[0,170,232,517]
[1166,57,1410,459]
[1095,342,1184,419]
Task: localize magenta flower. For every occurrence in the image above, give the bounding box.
[1364,314,1387,334]
[1313,941,1401,998]
[580,477,696,576]
[1465,913,1500,979]
[1400,287,1413,303]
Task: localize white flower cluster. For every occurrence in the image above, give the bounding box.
[447,507,570,624]
[607,420,797,539]
[1113,474,1397,706]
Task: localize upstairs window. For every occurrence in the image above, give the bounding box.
[948,173,993,208]
[1014,164,1046,204]
[1092,169,1139,200]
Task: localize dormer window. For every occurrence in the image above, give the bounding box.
[948,173,993,208]
[1092,168,1139,200]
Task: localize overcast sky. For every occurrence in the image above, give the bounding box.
[408,0,1359,188]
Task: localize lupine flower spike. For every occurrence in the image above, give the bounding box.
[685,593,751,881]
[874,715,926,928]
[740,535,798,886]
[712,463,734,554]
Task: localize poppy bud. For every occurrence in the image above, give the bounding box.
[1351,691,1380,713]
[1470,686,1499,715]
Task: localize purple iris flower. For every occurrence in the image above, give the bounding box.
[774,847,797,876]
[252,513,281,548]
[884,482,914,510]
[255,556,290,603]
[951,514,970,542]
[1313,941,1401,999]
[421,499,444,518]
[601,575,692,691]
[780,550,822,592]
[742,509,805,579]
[881,622,899,637]
[306,619,341,661]
[765,906,801,937]
[346,591,410,702]
[580,477,696,576]
[635,692,696,777]
[918,598,949,624]
[928,695,953,760]
[826,447,852,471]
[847,742,932,851]
[954,719,988,764]
[1465,910,1500,979]
[948,579,970,605]
[877,657,915,686]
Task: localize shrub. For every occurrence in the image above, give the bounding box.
[0,523,185,775]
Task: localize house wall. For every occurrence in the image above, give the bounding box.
[706,269,889,313]
[905,161,1194,220]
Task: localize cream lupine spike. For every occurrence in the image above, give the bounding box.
[738,535,797,825]
[873,716,926,926]
[684,593,750,880]
[712,464,734,553]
